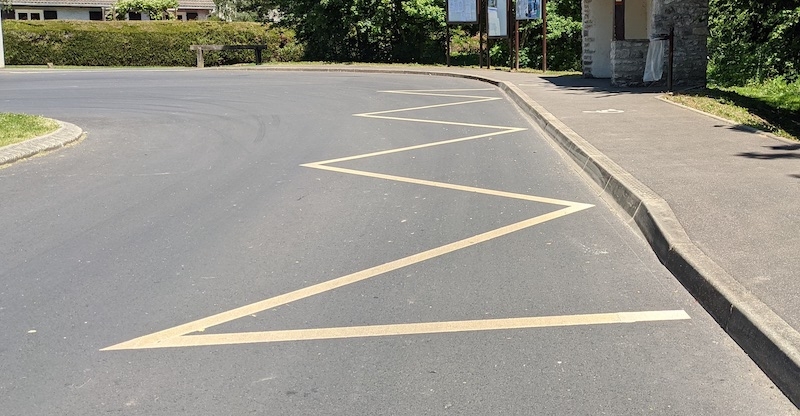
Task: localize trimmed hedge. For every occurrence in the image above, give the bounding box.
[2,20,304,66]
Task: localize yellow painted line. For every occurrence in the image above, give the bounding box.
[102,88,610,352]
[356,114,522,130]
[304,163,593,208]
[380,88,496,92]
[307,129,524,166]
[378,90,498,99]
[108,310,691,349]
[102,205,591,351]
[356,97,500,117]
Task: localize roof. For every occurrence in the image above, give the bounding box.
[10,0,215,10]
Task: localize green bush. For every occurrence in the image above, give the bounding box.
[2,20,303,66]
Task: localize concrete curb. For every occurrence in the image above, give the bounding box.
[237,66,800,406]
[495,81,800,407]
[0,120,84,166]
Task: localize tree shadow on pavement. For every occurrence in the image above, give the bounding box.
[540,74,668,97]
[737,144,800,160]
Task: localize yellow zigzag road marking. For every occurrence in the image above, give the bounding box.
[102,89,687,351]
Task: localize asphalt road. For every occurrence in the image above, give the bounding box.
[0,70,795,414]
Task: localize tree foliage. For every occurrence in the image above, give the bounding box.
[489,0,581,71]
[112,0,179,20]
[271,0,446,63]
[708,0,800,85]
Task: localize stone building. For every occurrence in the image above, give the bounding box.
[582,0,709,87]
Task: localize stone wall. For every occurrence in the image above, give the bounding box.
[611,40,652,87]
[583,0,708,87]
[582,0,613,78]
[650,0,708,87]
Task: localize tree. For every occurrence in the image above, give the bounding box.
[112,0,179,20]
[271,0,446,63]
[708,0,800,85]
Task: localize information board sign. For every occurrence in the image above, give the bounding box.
[516,0,542,20]
[446,0,478,24]
[488,0,508,38]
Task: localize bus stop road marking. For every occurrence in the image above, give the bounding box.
[102,89,688,351]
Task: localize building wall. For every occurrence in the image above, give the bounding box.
[651,0,708,87]
[4,6,210,21]
[53,8,96,20]
[582,0,613,78]
[611,39,650,86]
[583,0,708,87]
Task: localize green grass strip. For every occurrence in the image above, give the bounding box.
[0,113,60,148]
[666,78,800,141]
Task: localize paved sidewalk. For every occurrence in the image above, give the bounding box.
[453,68,800,406]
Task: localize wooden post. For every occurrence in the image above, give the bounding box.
[196,50,204,68]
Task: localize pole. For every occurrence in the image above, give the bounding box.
[0,14,6,68]
[542,0,547,72]
[487,39,491,69]
[479,0,484,68]
[446,24,451,67]
[668,26,674,92]
[515,20,519,70]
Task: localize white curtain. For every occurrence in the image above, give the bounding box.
[643,39,666,82]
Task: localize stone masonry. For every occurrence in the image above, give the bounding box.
[583,0,708,87]
[650,0,709,87]
[611,40,650,87]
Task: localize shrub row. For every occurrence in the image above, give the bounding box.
[2,20,304,66]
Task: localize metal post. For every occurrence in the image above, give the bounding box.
[542,0,547,72]
[487,39,491,69]
[446,24,451,67]
[515,19,519,70]
[668,26,674,92]
[479,0,484,68]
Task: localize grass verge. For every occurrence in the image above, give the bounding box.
[665,78,800,141]
[0,113,60,148]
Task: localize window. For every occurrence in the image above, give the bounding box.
[1,10,14,20]
[128,12,141,20]
[44,10,57,19]
[16,9,44,20]
[186,12,198,20]
[89,10,103,20]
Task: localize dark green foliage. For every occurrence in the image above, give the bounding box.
[112,0,179,20]
[2,20,303,66]
[708,0,800,85]
[274,0,446,63]
[495,0,582,71]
